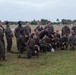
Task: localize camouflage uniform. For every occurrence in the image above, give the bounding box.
[69,34,76,50]
[15,26,24,51]
[50,34,57,50]
[26,38,39,59]
[60,36,68,50]
[71,26,76,35]
[0,27,5,60]
[0,26,5,46]
[48,25,54,34]
[39,30,48,39]
[5,27,13,51]
[0,39,5,60]
[62,26,70,36]
[24,26,31,37]
[44,25,54,34]
[40,36,51,52]
[35,26,43,32]
[53,36,60,50]
[18,34,26,54]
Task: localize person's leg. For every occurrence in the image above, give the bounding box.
[7,38,12,52]
[9,38,12,51]
[57,42,60,49]
[2,38,5,48]
[35,47,39,57]
[64,43,68,50]
[43,46,47,52]
[36,50,39,58]
[52,44,56,51]
[47,46,51,52]
[16,38,20,51]
[0,53,5,61]
[18,48,24,58]
[73,44,76,50]
[2,54,5,60]
[26,50,32,59]
[40,45,47,52]
[61,44,64,50]
[0,54,2,60]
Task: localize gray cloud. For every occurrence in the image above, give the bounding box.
[0,0,76,21]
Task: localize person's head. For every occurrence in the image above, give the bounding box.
[48,21,52,26]
[18,21,22,26]
[56,30,59,34]
[0,20,2,27]
[64,24,68,27]
[31,33,37,39]
[6,21,10,27]
[26,22,30,26]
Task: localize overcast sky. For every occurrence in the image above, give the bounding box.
[0,0,76,21]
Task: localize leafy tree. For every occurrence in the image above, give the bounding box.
[41,19,48,25]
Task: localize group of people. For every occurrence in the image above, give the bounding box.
[0,20,76,60]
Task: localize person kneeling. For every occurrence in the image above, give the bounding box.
[26,33,40,59]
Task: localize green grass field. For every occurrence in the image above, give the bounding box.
[0,25,76,75]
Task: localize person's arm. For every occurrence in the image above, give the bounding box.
[30,27,31,34]
[10,29,14,37]
[14,28,19,38]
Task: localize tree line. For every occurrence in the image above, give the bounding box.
[2,19,76,25]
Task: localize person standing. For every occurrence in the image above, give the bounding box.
[24,22,31,36]
[44,22,54,34]
[5,22,13,52]
[0,26,5,60]
[24,22,31,42]
[0,20,5,45]
[35,22,43,32]
[14,21,24,51]
[61,24,70,36]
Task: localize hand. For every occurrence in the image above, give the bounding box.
[62,42,64,45]
[38,47,40,51]
[55,43,57,45]
[49,44,51,47]
[35,45,38,47]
